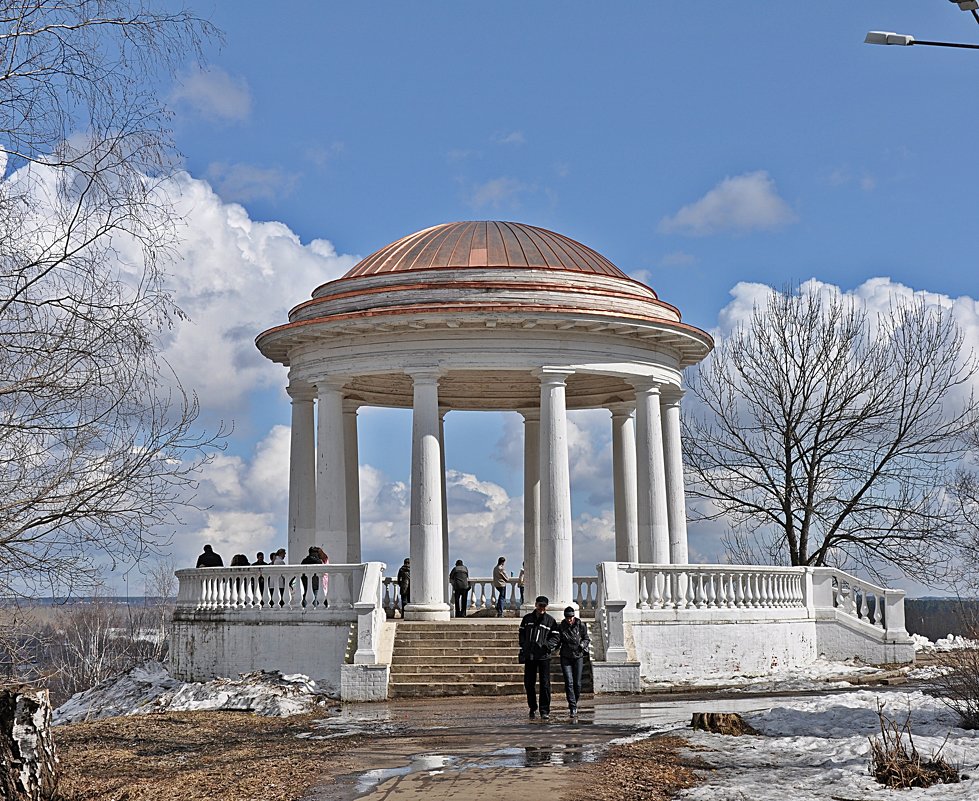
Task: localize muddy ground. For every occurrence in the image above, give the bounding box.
[54,695,703,801]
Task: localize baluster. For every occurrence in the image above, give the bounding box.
[720,572,734,609]
[758,573,769,608]
[707,572,719,608]
[639,572,651,610]
[661,571,673,609]
[652,571,665,609]
[745,573,757,608]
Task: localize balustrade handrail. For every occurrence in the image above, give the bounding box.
[810,566,895,597]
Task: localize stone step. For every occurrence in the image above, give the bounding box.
[390,663,522,676]
[394,654,522,665]
[394,629,518,641]
[393,646,518,657]
[388,680,526,698]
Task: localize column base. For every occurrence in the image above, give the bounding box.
[403,603,451,621]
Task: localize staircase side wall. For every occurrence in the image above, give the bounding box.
[170,614,351,697]
[815,610,916,665]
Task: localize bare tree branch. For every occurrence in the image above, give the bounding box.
[684,287,979,583]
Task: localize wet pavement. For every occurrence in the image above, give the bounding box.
[297,685,919,800]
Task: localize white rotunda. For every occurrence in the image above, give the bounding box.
[255,220,713,619]
[170,221,913,700]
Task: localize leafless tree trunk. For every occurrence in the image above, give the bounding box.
[684,287,979,583]
[0,688,57,801]
[0,2,223,599]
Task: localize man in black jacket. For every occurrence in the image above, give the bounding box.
[449,559,470,617]
[195,544,223,568]
[519,595,560,720]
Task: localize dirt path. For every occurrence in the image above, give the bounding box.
[55,694,700,801]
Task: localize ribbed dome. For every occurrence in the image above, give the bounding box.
[343,221,628,279]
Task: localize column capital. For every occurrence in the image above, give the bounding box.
[287,382,317,402]
[315,375,349,393]
[533,367,572,385]
[519,408,541,422]
[342,399,361,414]
[607,401,636,418]
[630,377,663,395]
[406,366,443,384]
[438,406,451,420]
[660,386,685,405]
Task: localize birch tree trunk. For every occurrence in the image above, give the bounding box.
[0,689,57,801]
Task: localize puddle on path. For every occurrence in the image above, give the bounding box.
[314,743,605,800]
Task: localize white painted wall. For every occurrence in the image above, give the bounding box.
[627,618,818,682]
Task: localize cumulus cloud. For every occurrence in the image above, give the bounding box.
[170,426,291,566]
[170,67,252,123]
[659,170,797,236]
[148,171,358,414]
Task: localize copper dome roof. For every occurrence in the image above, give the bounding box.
[343,221,628,279]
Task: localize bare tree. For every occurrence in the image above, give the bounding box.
[0,2,222,598]
[684,287,979,582]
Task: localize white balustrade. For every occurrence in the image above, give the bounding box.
[175,565,369,615]
[617,565,808,612]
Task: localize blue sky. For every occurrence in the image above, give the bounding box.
[116,2,979,595]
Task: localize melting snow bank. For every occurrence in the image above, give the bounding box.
[642,657,909,694]
[913,633,979,652]
[677,689,979,800]
[52,661,332,725]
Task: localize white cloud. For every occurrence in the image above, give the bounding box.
[148,171,358,414]
[660,250,698,267]
[493,130,526,145]
[659,170,797,236]
[205,161,299,203]
[466,176,532,210]
[170,67,252,123]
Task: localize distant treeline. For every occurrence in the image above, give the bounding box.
[905,599,979,641]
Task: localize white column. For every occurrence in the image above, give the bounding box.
[315,377,347,562]
[343,401,361,563]
[521,408,541,610]
[634,379,669,564]
[406,369,449,620]
[661,387,689,564]
[536,369,574,611]
[609,402,639,563]
[287,382,317,561]
[439,408,451,606]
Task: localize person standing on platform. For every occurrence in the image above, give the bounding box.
[449,559,470,617]
[517,562,526,605]
[558,606,590,718]
[519,595,560,720]
[397,557,411,616]
[492,556,509,617]
[195,544,223,568]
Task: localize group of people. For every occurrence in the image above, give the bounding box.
[195,544,288,568]
[194,544,330,606]
[440,555,526,618]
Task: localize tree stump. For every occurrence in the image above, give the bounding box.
[0,688,58,801]
[690,711,760,736]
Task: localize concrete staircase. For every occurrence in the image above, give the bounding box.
[388,619,593,699]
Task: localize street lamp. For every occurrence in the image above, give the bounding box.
[866,0,979,50]
[865,30,979,49]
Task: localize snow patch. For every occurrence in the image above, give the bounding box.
[52,661,329,725]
